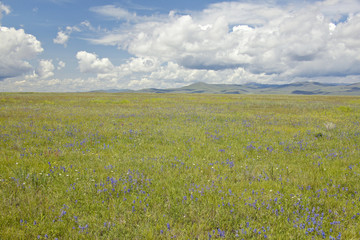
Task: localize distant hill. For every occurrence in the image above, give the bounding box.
[90,89,134,93]
[94,82,360,95]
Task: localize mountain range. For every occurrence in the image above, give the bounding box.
[92,82,360,95]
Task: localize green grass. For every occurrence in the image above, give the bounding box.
[1,93,360,239]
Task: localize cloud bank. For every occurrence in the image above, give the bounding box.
[89,0,360,83]
[3,0,360,91]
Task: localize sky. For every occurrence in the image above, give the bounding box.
[1,0,360,92]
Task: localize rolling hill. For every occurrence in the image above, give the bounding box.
[94,82,360,95]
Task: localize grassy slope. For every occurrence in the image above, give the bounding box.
[1,93,360,239]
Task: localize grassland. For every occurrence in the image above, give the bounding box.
[1,93,360,239]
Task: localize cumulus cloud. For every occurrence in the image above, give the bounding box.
[0,26,43,80]
[72,48,274,90]
[76,51,114,73]
[88,0,360,82]
[25,59,55,80]
[36,60,55,79]
[53,31,70,45]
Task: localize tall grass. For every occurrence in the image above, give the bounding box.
[1,93,360,239]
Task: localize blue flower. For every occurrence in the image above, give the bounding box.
[217,228,225,237]
[337,232,341,240]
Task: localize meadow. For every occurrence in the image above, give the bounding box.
[1,93,360,239]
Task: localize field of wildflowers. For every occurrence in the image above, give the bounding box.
[1,93,360,239]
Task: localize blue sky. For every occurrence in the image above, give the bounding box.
[1,0,360,92]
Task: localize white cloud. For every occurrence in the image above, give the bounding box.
[198,1,286,26]
[90,5,137,21]
[53,31,69,46]
[54,21,92,46]
[75,53,161,81]
[125,57,160,72]
[0,2,10,23]
[90,5,165,23]
[76,51,114,73]
[57,60,66,70]
[5,58,359,92]
[36,60,55,79]
[0,26,43,80]
[88,0,360,82]
[72,50,276,90]
[25,59,55,80]
[128,78,155,89]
